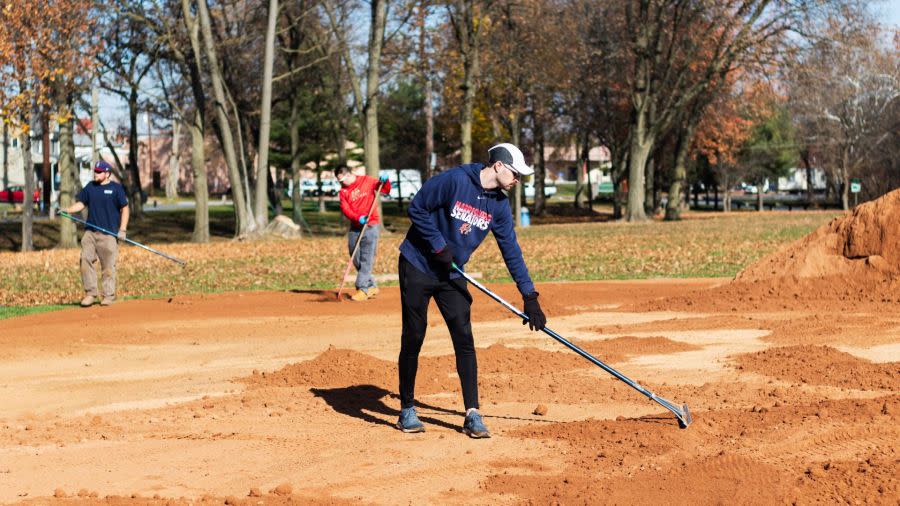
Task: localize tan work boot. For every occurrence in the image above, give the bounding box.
[80,295,96,307]
[349,289,370,302]
[100,296,116,306]
[367,287,380,298]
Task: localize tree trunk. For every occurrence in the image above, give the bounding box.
[419,0,435,180]
[196,0,253,236]
[91,86,99,167]
[452,0,481,165]
[316,161,325,213]
[289,97,303,227]
[21,132,34,252]
[510,114,521,227]
[840,147,850,210]
[2,122,8,190]
[611,146,626,220]
[58,113,78,248]
[189,111,209,243]
[665,123,695,221]
[166,119,181,200]
[420,0,434,179]
[254,0,278,230]
[575,135,587,209]
[534,124,546,216]
[757,184,763,211]
[363,0,386,177]
[644,156,655,215]
[625,125,651,221]
[800,148,813,205]
[127,88,144,217]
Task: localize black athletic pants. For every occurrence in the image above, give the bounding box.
[398,255,479,411]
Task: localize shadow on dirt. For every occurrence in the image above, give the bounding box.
[288,289,341,302]
[311,384,464,432]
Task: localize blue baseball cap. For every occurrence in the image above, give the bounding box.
[94,160,114,173]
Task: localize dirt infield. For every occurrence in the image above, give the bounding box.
[1,277,897,505]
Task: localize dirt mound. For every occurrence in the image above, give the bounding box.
[246,345,654,405]
[247,347,397,389]
[736,345,900,390]
[577,336,701,361]
[739,189,900,282]
[733,189,900,300]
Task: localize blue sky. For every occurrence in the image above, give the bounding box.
[881,1,900,27]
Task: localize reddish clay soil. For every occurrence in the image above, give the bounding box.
[736,345,899,391]
[1,273,897,505]
[5,189,900,504]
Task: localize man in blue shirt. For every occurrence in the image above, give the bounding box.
[396,143,547,438]
[64,160,130,307]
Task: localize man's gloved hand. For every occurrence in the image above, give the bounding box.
[433,246,455,275]
[378,174,389,184]
[359,215,368,225]
[117,230,127,241]
[522,292,546,331]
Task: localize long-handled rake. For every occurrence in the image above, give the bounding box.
[336,180,386,301]
[452,264,692,429]
[60,211,187,266]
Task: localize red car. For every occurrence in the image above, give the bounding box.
[0,186,40,204]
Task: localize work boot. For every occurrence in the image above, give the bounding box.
[396,407,425,433]
[463,409,490,439]
[100,296,115,306]
[80,295,96,307]
[349,288,370,302]
[366,286,380,298]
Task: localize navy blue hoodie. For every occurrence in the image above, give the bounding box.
[399,163,536,296]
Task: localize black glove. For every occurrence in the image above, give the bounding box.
[522,292,546,331]
[433,246,455,276]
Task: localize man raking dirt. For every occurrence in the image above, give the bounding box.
[334,164,391,301]
[395,143,547,438]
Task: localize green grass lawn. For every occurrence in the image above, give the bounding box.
[0,304,73,320]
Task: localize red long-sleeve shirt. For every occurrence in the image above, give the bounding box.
[339,175,391,229]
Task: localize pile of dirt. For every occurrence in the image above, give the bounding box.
[733,189,900,301]
[635,190,900,312]
[246,347,397,389]
[738,189,900,283]
[246,345,654,405]
[736,345,900,391]
[577,336,701,361]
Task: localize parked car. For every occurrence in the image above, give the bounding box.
[0,186,40,204]
[523,182,557,199]
[296,178,340,197]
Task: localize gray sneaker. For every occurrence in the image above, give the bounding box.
[80,295,96,307]
[396,407,425,433]
[463,410,491,438]
[100,296,115,306]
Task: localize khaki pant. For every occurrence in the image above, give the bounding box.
[80,230,118,298]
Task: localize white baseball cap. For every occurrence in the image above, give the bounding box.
[488,143,534,176]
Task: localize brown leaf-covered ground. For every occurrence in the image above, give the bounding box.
[1,211,836,307]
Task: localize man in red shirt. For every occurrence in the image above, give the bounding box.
[335,165,391,301]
